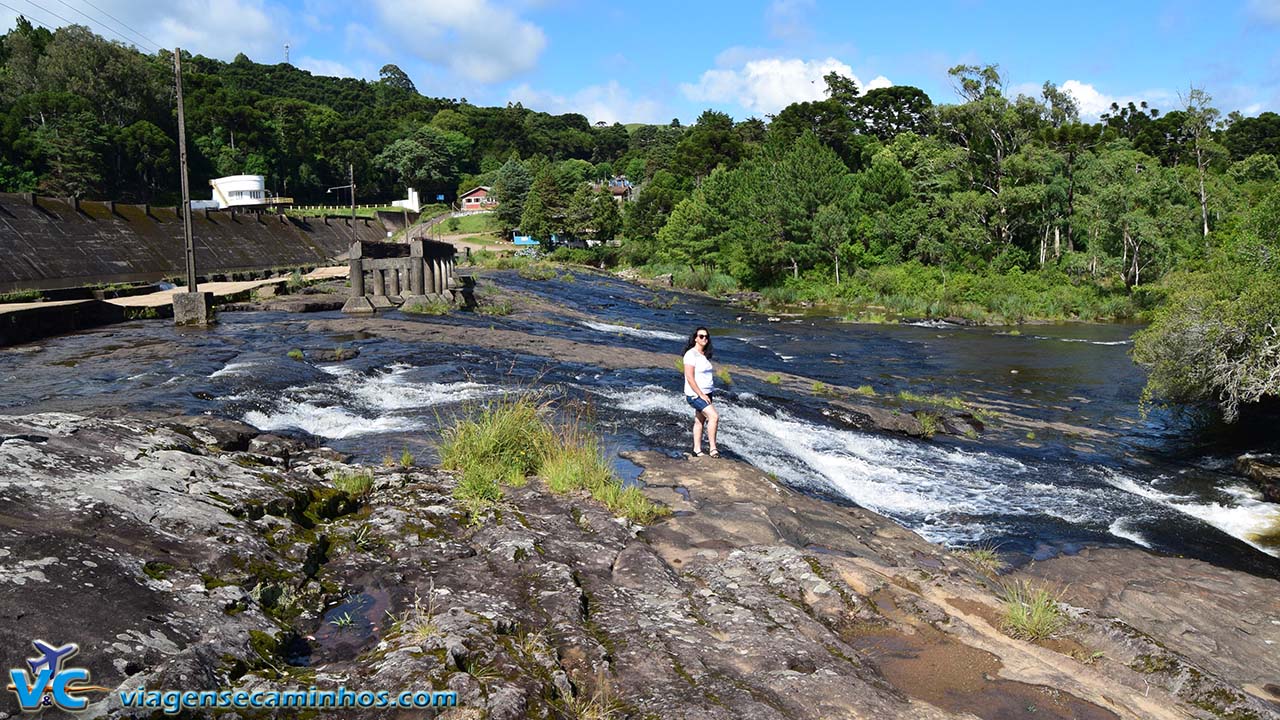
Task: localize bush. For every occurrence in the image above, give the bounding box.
[0,289,43,303]
[331,469,374,497]
[475,299,513,316]
[403,300,451,315]
[516,262,558,281]
[1134,267,1280,420]
[1000,579,1067,640]
[438,396,668,524]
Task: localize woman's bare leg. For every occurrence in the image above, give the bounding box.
[704,405,719,453]
[692,410,705,453]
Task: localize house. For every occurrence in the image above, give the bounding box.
[208,175,292,209]
[590,176,633,202]
[457,186,499,212]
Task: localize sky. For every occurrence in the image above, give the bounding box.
[2,0,1279,124]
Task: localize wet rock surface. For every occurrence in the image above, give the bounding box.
[1238,453,1280,503]
[0,413,1275,719]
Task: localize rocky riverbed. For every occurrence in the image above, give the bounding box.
[1,412,1277,719]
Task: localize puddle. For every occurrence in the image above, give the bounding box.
[310,582,392,663]
[847,630,1117,719]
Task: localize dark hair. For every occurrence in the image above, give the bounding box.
[682,327,713,360]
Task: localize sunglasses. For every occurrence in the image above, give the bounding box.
[695,333,708,339]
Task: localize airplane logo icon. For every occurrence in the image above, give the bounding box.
[27,640,78,676]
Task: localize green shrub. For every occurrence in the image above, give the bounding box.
[517,262,557,281]
[956,546,1005,576]
[331,469,374,497]
[476,299,513,316]
[916,411,942,438]
[439,395,553,485]
[0,289,42,303]
[439,395,668,525]
[854,385,876,397]
[1000,579,1067,640]
[287,349,304,361]
[404,300,451,315]
[765,373,781,385]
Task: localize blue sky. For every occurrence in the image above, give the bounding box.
[3,0,1278,123]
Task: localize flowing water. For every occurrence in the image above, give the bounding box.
[3,270,1278,577]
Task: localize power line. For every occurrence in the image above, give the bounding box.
[70,0,162,52]
[10,0,85,35]
[0,0,63,35]
[45,0,159,52]
[2,0,161,53]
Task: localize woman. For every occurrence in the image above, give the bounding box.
[682,327,720,457]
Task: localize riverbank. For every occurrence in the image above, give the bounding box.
[610,260,1146,326]
[0,411,1275,719]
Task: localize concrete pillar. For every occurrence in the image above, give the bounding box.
[411,258,425,295]
[388,266,400,296]
[433,258,444,294]
[447,258,455,288]
[372,268,386,296]
[173,292,214,326]
[349,258,364,297]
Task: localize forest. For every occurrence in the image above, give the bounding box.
[1,20,1277,422]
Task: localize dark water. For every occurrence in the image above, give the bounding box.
[3,269,1278,577]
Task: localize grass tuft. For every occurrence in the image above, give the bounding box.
[287,349,304,361]
[403,299,451,316]
[331,469,374,497]
[764,373,781,385]
[956,546,1006,576]
[1000,579,1068,641]
[476,299,513,316]
[516,262,558,281]
[439,395,668,525]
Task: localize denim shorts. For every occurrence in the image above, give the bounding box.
[686,392,714,412]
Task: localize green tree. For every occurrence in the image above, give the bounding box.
[492,156,532,233]
[674,110,744,181]
[591,190,622,244]
[119,120,172,201]
[1180,87,1222,240]
[374,125,473,196]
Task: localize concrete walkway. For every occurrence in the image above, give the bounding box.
[106,266,348,308]
[0,266,350,314]
[0,298,92,315]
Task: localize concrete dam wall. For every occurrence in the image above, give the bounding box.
[0,193,395,291]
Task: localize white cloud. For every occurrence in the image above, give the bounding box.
[297,57,354,78]
[0,0,295,61]
[765,0,815,41]
[1060,80,1176,120]
[1246,0,1280,24]
[681,57,891,115]
[372,0,545,83]
[147,0,290,61]
[507,81,665,125]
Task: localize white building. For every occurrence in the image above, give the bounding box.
[208,175,291,209]
[392,188,421,213]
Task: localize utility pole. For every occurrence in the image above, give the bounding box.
[172,47,212,325]
[174,48,196,292]
[327,164,358,245]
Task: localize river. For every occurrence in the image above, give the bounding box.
[3,269,1278,577]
